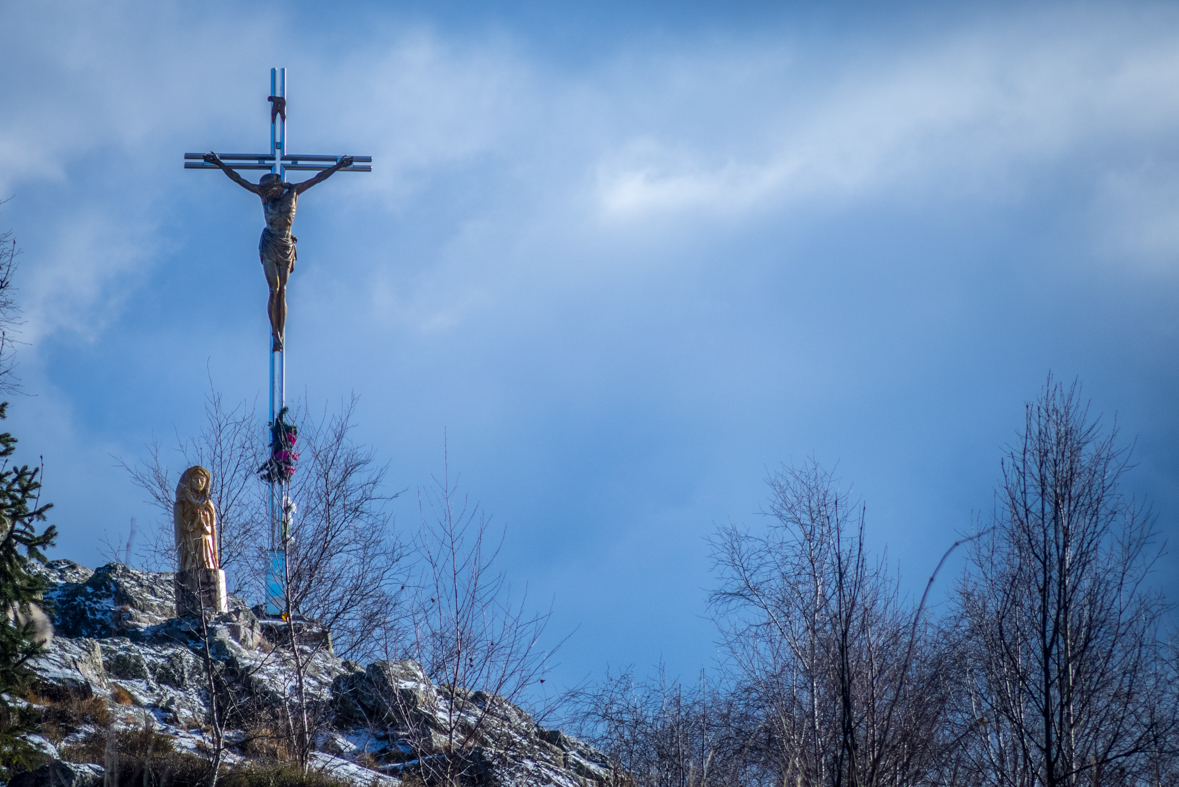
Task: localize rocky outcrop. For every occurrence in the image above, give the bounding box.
[332,659,435,727]
[41,562,175,638]
[22,560,615,787]
[9,760,103,787]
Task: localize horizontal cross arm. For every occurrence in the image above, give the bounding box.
[183,153,372,162]
[285,164,372,172]
[185,162,372,172]
[185,152,273,161]
[281,154,371,163]
[184,152,372,173]
[185,162,273,171]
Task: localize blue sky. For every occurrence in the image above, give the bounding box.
[3,0,1179,691]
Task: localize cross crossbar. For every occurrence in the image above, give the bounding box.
[184,153,372,172]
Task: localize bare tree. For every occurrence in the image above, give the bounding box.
[203,396,402,773]
[251,398,405,772]
[251,396,406,661]
[568,665,743,787]
[952,378,1175,787]
[120,385,265,589]
[193,571,229,787]
[397,455,562,783]
[709,461,955,787]
[0,212,22,394]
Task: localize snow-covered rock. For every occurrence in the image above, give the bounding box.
[23,561,616,787]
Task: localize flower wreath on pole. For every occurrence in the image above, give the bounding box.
[259,406,299,483]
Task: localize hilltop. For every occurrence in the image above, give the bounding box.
[14,560,612,787]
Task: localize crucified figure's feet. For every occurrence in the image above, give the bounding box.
[272,334,283,353]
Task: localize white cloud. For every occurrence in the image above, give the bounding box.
[21,208,160,345]
[593,15,1179,220]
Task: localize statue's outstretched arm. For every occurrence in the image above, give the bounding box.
[204,152,261,194]
[294,156,355,194]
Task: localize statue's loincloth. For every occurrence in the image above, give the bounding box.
[259,227,297,271]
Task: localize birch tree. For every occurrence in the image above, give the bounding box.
[954,379,1174,787]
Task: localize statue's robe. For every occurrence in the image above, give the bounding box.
[174,470,219,572]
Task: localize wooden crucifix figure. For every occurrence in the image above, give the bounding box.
[202,152,352,352]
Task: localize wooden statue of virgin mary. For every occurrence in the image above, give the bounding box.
[174,466,219,572]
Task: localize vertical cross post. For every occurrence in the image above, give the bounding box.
[271,67,286,180]
[267,67,288,617]
[266,67,288,617]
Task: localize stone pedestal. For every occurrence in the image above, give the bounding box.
[174,568,228,617]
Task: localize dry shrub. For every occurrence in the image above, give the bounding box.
[352,751,379,770]
[59,726,209,787]
[117,750,209,787]
[396,772,433,787]
[57,730,107,767]
[111,685,135,706]
[219,761,352,787]
[33,694,112,744]
[395,775,428,787]
[238,720,295,762]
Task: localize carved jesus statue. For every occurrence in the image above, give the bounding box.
[203,152,354,351]
[174,466,219,572]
